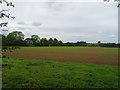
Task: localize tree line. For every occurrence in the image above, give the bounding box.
[1,31,120,47]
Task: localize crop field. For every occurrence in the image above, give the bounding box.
[2,47,119,88]
[3,47,118,66]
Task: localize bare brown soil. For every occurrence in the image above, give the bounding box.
[3,47,118,66]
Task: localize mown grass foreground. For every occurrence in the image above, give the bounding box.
[2,58,118,88]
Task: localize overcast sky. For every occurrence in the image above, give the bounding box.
[1,1,118,43]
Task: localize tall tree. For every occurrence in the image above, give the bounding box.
[31,35,40,46]
[25,38,33,46]
[7,31,24,46]
[76,41,87,46]
[53,38,58,46]
[41,38,48,46]
[57,40,63,46]
[48,38,53,46]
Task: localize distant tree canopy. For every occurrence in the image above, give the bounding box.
[1,31,120,47]
[2,31,64,47]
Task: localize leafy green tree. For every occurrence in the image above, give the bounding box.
[76,41,87,46]
[7,31,24,46]
[40,38,48,46]
[48,38,53,46]
[25,38,33,46]
[53,38,58,46]
[57,40,63,46]
[76,41,80,46]
[31,35,40,46]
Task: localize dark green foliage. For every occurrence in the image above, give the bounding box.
[87,43,98,47]
[99,43,119,47]
[30,35,40,46]
[52,38,58,46]
[2,46,20,52]
[7,31,24,46]
[48,38,53,46]
[1,31,119,47]
[40,38,49,46]
[76,41,87,46]
[25,38,33,46]
[0,33,20,52]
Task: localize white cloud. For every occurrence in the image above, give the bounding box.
[5,2,118,43]
[7,0,105,3]
[108,35,117,38]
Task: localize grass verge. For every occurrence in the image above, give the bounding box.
[2,58,118,88]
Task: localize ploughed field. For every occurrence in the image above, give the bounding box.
[3,47,118,66]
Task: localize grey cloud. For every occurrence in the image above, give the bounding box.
[17,22,26,25]
[8,2,117,43]
[32,22,42,26]
[46,2,65,11]
[17,22,42,27]
[16,26,33,31]
[17,27,26,30]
